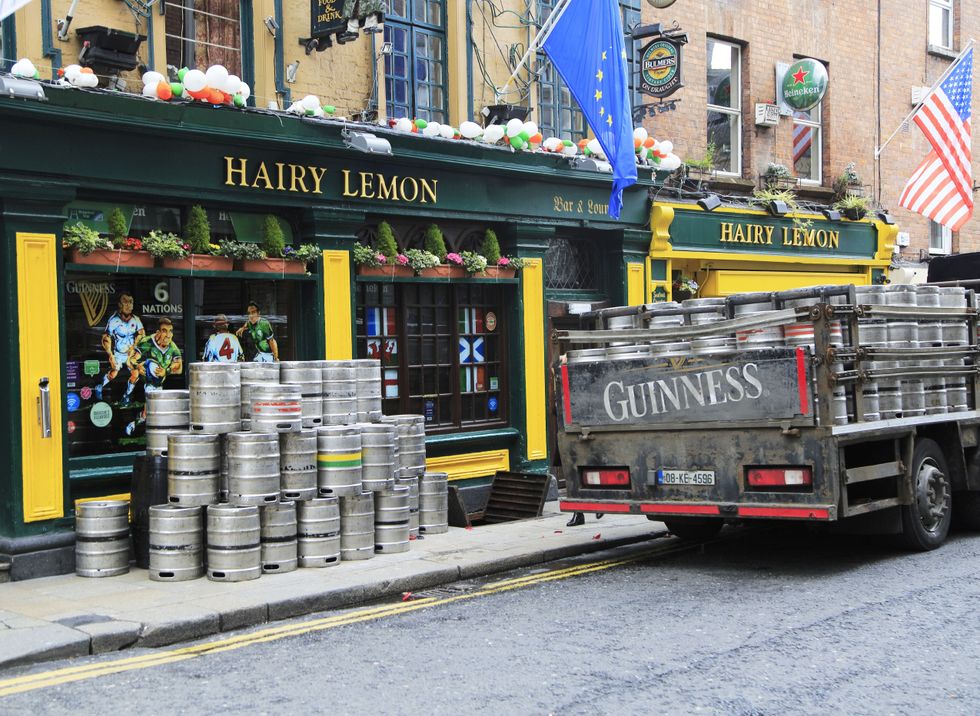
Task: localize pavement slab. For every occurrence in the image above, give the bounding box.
[0,509,659,669]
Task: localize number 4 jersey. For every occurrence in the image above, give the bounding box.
[203,332,244,362]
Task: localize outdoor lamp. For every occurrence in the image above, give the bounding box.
[343,130,392,155]
[0,76,47,101]
[877,211,896,224]
[767,200,789,217]
[697,194,722,211]
[822,209,842,221]
[286,60,300,84]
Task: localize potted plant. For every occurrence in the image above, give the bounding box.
[405,248,444,276]
[283,243,322,273]
[460,250,489,276]
[672,276,699,301]
[752,187,813,232]
[164,205,233,271]
[761,162,796,190]
[476,229,518,278]
[684,142,716,184]
[832,163,864,200]
[354,222,412,277]
[237,216,306,274]
[217,239,265,268]
[833,193,872,221]
[143,230,190,265]
[63,221,154,267]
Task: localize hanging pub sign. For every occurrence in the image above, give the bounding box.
[310,0,346,40]
[308,0,385,50]
[639,35,685,98]
[779,58,829,111]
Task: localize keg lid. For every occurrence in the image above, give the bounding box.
[207,503,259,516]
[147,389,189,400]
[149,503,203,517]
[189,362,241,373]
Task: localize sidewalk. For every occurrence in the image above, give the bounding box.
[0,507,664,670]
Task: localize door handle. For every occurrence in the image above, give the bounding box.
[37,377,52,438]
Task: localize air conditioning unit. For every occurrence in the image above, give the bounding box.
[911,86,930,105]
[755,103,780,127]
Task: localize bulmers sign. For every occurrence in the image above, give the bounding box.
[640,37,684,98]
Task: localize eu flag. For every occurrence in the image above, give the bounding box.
[542,0,637,219]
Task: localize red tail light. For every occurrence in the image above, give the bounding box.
[746,467,812,487]
[581,468,630,488]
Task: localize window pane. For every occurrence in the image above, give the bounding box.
[792,121,818,181]
[707,110,738,173]
[929,4,951,47]
[707,39,738,109]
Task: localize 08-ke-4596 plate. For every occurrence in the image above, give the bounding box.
[652,469,716,486]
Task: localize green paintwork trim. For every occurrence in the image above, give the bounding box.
[424,427,520,455]
[544,289,607,302]
[1,16,15,73]
[64,264,318,281]
[240,0,256,108]
[40,0,63,77]
[69,451,142,481]
[649,260,667,281]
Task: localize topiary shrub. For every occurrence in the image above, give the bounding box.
[107,207,128,247]
[185,205,212,254]
[424,223,447,262]
[261,215,286,258]
[377,221,399,260]
[481,228,501,265]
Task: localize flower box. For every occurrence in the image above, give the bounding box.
[357,265,414,278]
[161,254,234,271]
[69,248,155,268]
[842,207,866,221]
[418,264,466,278]
[241,257,307,275]
[476,266,517,279]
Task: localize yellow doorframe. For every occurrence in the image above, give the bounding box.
[16,232,64,522]
[323,249,353,359]
[521,258,547,462]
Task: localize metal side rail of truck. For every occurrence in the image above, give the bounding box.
[553,283,980,550]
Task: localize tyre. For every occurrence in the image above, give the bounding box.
[953,491,980,530]
[900,438,952,551]
[663,517,724,541]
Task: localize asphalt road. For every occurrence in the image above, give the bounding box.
[2,525,980,715]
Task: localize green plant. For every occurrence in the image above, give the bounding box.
[499,255,524,270]
[353,241,386,267]
[460,250,488,274]
[423,223,447,262]
[762,163,794,189]
[62,223,112,254]
[832,162,863,200]
[480,229,501,265]
[218,240,266,260]
[377,221,399,261]
[286,243,322,267]
[752,188,812,231]
[185,205,212,255]
[261,215,286,258]
[107,208,128,246]
[684,141,715,172]
[833,193,872,219]
[144,230,190,259]
[404,248,441,274]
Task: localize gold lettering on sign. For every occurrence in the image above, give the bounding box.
[290,164,309,193]
[225,156,248,187]
[419,178,438,204]
[399,177,420,202]
[275,162,287,191]
[342,169,358,198]
[719,221,839,251]
[252,162,273,190]
[377,173,398,200]
[308,166,327,194]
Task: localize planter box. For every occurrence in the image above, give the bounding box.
[161,254,234,271]
[842,207,867,221]
[418,264,466,278]
[475,266,517,279]
[241,257,307,275]
[357,265,414,278]
[69,248,155,268]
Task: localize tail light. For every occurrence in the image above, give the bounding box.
[581,468,630,488]
[746,467,813,487]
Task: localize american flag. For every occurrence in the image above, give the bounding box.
[898,48,974,231]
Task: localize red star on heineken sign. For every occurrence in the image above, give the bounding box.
[792,67,809,85]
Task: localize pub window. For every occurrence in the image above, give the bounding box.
[620,0,641,106]
[929,220,952,255]
[706,38,741,175]
[385,0,447,123]
[792,104,822,183]
[535,0,586,141]
[929,0,954,50]
[166,0,245,77]
[356,282,507,431]
[545,237,601,291]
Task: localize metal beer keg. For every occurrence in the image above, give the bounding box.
[75,500,130,577]
[279,429,318,501]
[260,501,298,573]
[316,425,362,496]
[226,431,280,506]
[206,504,261,582]
[340,491,375,561]
[188,363,241,434]
[280,361,324,429]
[250,384,303,433]
[419,472,449,534]
[148,504,204,581]
[167,433,220,506]
[297,498,341,567]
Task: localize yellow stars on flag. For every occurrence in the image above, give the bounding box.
[596,69,603,82]
[621,48,628,59]
[599,107,605,117]
[594,89,603,101]
[607,114,613,126]
[601,51,607,60]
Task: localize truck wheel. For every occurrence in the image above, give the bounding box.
[953,492,980,530]
[900,438,952,551]
[663,518,723,541]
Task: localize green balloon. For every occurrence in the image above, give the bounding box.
[415,118,428,129]
[323,105,336,115]
[233,94,245,108]
[509,136,526,149]
[170,82,184,97]
[519,130,530,142]
[177,67,188,81]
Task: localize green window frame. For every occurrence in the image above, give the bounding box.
[384,0,448,123]
[1,14,15,74]
[164,0,254,89]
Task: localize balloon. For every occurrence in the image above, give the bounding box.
[528,132,543,145]
[643,137,655,148]
[439,124,456,139]
[659,140,673,154]
[522,121,538,137]
[220,92,232,104]
[170,82,184,97]
[239,82,251,101]
[459,121,482,139]
[505,117,524,137]
[204,64,229,88]
[322,104,336,115]
[223,74,241,95]
[561,143,578,156]
[301,94,320,111]
[209,88,225,104]
[142,81,159,99]
[509,135,526,150]
[483,124,505,143]
[518,130,530,142]
[156,82,173,100]
[183,69,206,92]
[186,88,208,100]
[63,64,81,80]
[660,154,682,171]
[395,117,414,132]
[414,118,428,130]
[587,139,603,158]
[233,94,246,108]
[633,127,648,142]
[312,106,325,117]
[76,68,98,87]
[422,122,440,137]
[177,67,189,82]
[142,71,165,87]
[11,58,37,78]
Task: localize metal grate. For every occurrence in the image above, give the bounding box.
[545,237,600,291]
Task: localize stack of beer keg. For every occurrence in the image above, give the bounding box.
[75,358,450,579]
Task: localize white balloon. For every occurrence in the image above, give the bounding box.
[312,106,325,117]
[141,81,159,98]
[439,124,456,139]
[633,126,648,142]
[660,154,682,171]
[561,143,578,156]
[287,101,303,114]
[586,139,603,157]
[142,71,165,87]
[63,64,82,80]
[11,58,36,78]
[300,94,320,111]
[422,122,441,137]
[204,64,229,88]
[505,117,524,137]
[522,121,538,137]
[459,121,482,139]
[183,69,207,92]
[659,140,674,154]
[239,82,251,101]
[483,124,505,143]
[394,117,414,132]
[223,74,242,95]
[542,137,562,152]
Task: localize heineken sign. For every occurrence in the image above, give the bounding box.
[781,58,828,111]
[640,37,684,98]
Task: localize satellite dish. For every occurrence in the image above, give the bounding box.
[647,0,678,7]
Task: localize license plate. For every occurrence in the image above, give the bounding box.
[655,469,716,486]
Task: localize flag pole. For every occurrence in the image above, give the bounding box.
[876,38,974,159]
[495,0,573,101]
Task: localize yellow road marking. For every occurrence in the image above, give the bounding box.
[0,546,669,697]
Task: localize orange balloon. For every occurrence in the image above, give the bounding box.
[643,137,655,148]
[209,88,224,104]
[156,82,173,100]
[530,133,543,144]
[186,88,207,100]
[634,138,642,149]
[222,92,233,104]
[578,139,589,149]
[80,67,94,74]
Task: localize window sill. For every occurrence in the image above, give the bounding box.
[796,184,835,201]
[927,44,958,60]
[708,175,755,193]
[425,427,521,453]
